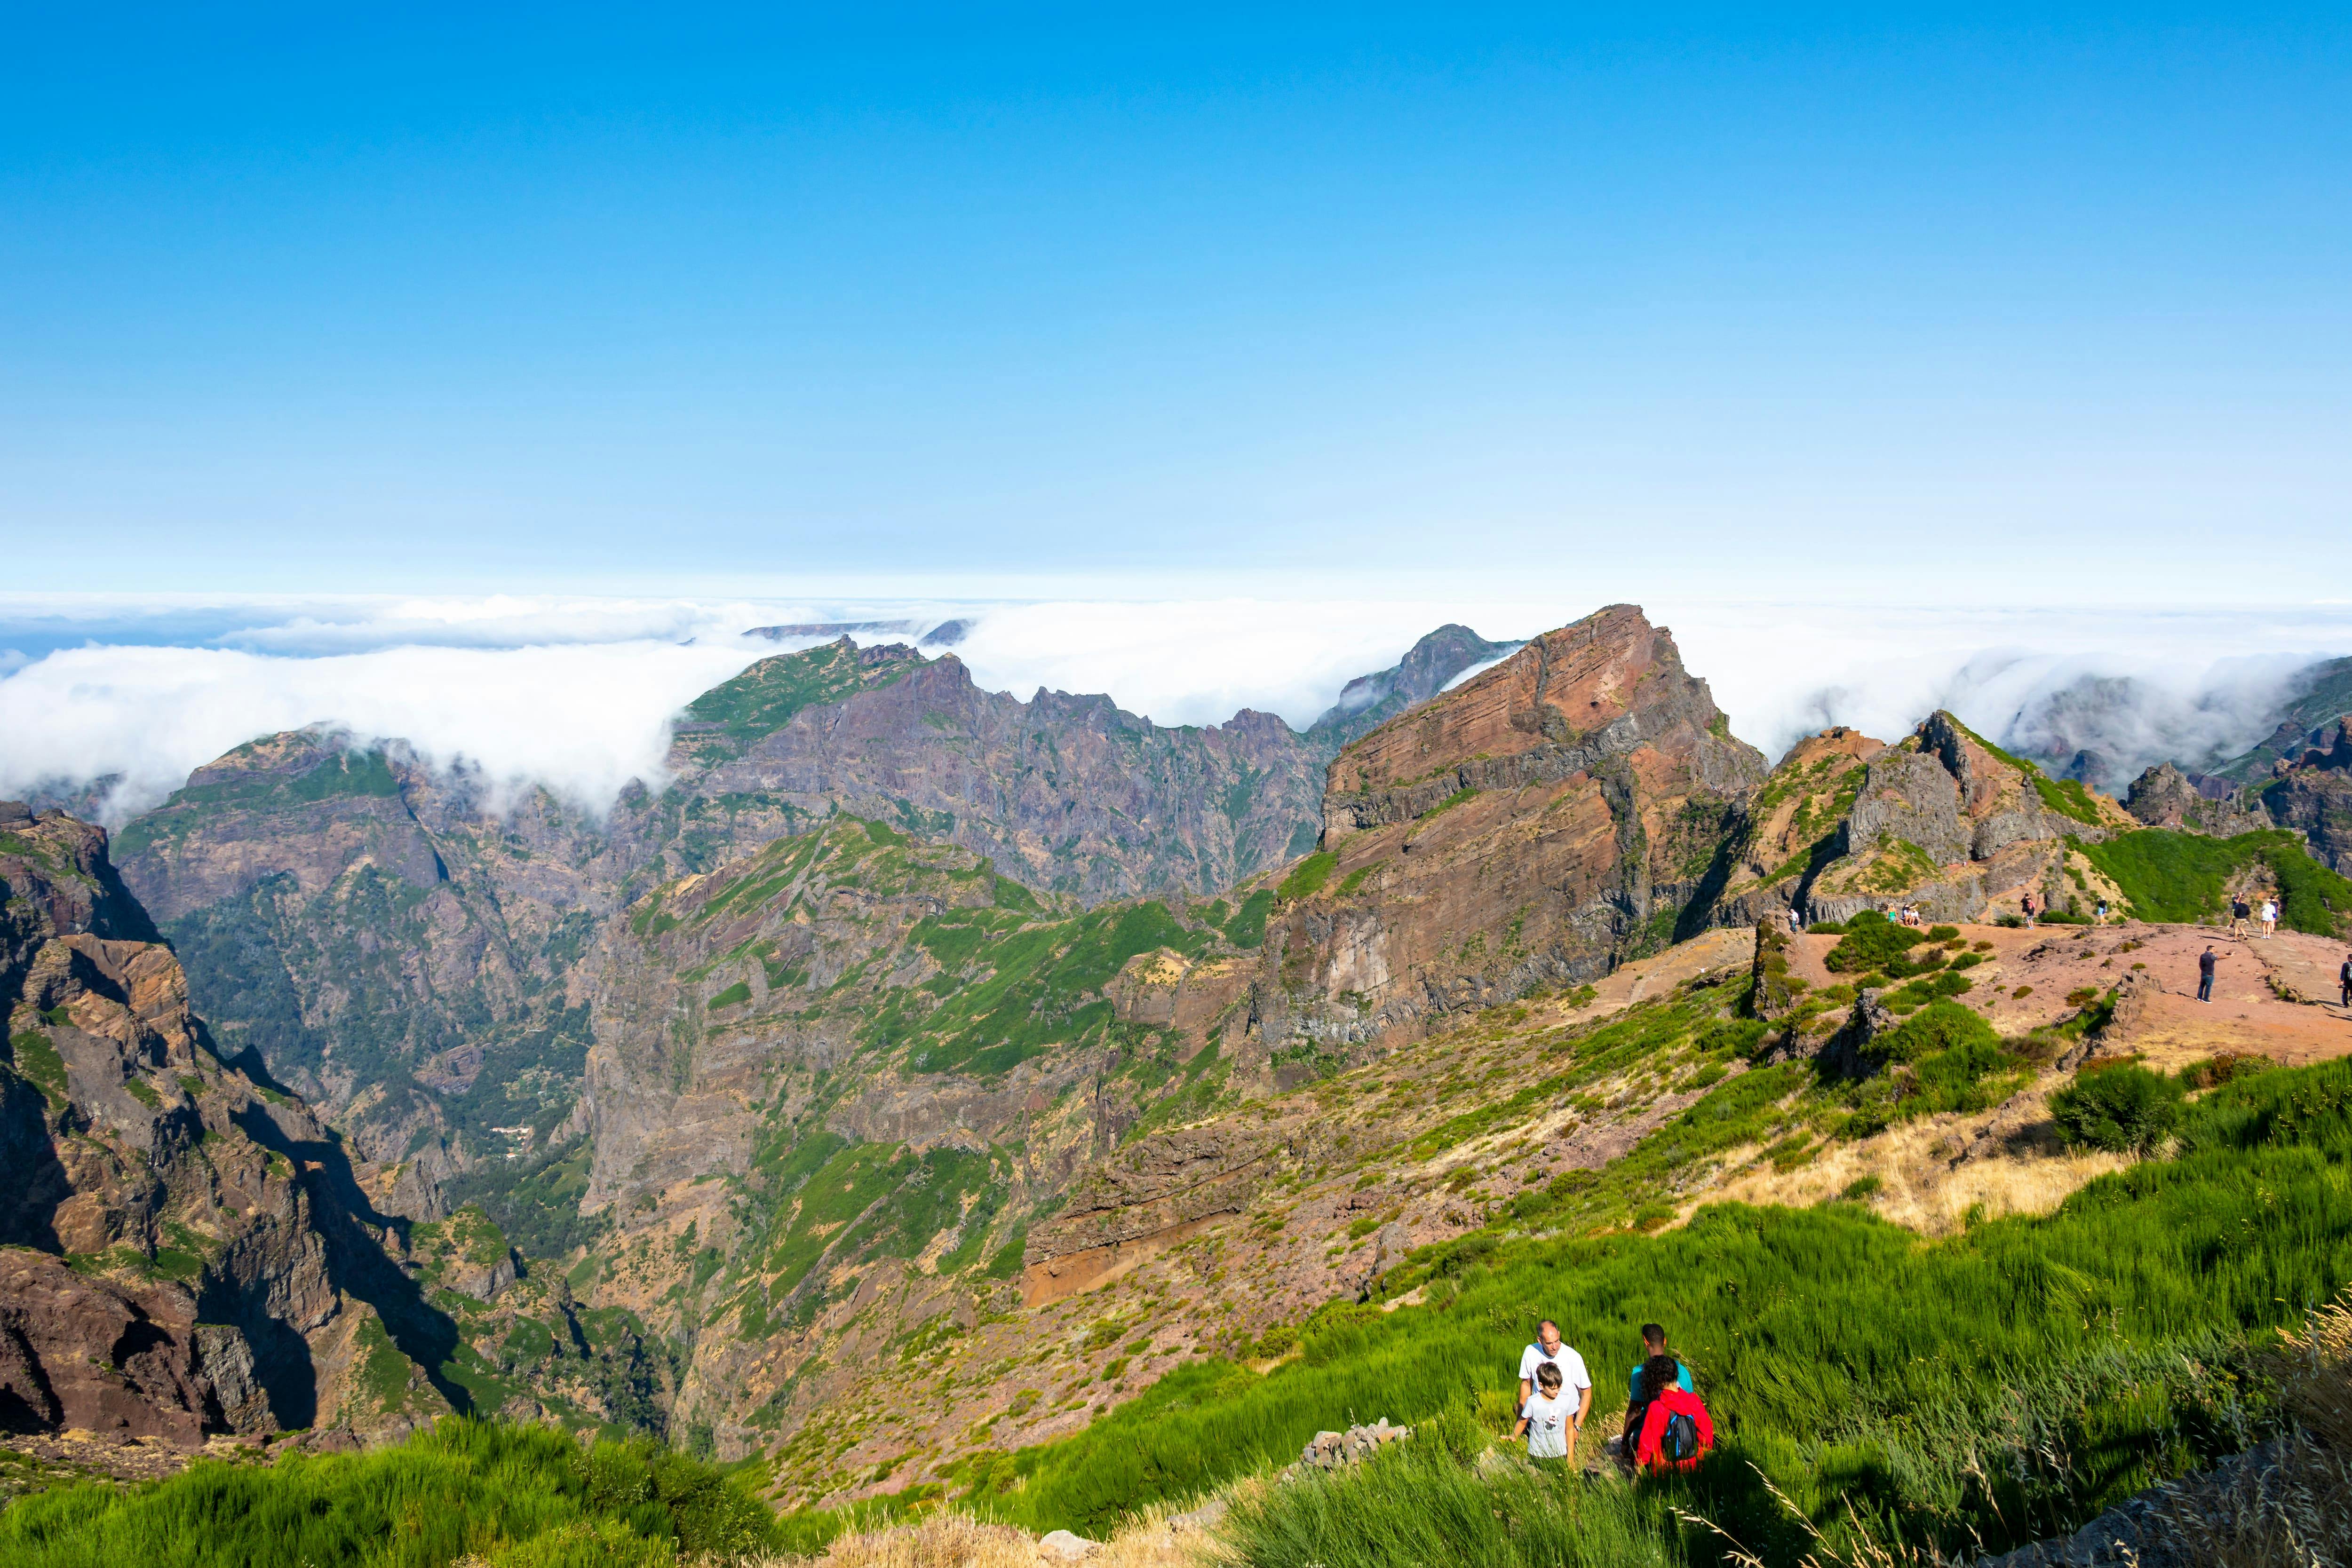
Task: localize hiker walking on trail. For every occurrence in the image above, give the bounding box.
[2339,952,2351,1008]
[2230,897,2251,938]
[2261,898,2278,939]
[2021,891,2037,927]
[1514,1362,1575,1463]
[1630,1355,1715,1473]
[2198,946,2220,1004]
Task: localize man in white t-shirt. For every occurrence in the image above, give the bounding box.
[1515,1319,1593,1444]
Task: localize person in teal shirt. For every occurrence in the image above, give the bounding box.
[1628,1322,1693,1403]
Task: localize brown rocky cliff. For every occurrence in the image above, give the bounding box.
[2,808,452,1447]
[1269,605,1768,1046]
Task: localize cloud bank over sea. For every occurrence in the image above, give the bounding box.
[3,593,2346,826]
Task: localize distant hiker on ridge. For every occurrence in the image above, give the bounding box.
[2021,891,2037,927]
[2339,951,2351,1009]
[2198,945,2219,1004]
[2261,898,2278,939]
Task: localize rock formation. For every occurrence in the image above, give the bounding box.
[0,803,454,1447]
[1261,605,1768,1046]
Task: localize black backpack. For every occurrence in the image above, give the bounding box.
[1658,1406,1703,1464]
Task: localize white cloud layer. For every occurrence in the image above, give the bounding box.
[3,594,2348,828]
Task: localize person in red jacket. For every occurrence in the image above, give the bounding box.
[1631,1354,1715,1472]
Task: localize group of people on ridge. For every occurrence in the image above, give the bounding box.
[1510,1318,1713,1472]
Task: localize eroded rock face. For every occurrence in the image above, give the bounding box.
[2259,721,2352,874]
[0,1249,225,1444]
[1267,605,1768,1045]
[2123,763,2272,837]
[1,808,450,1446]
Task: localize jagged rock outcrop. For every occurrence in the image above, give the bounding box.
[0,806,454,1446]
[1305,625,1523,748]
[1704,713,2137,929]
[2257,719,2352,875]
[2123,762,2272,837]
[1263,605,1768,1046]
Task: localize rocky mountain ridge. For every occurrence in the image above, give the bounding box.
[103,626,1510,1167]
[18,599,2352,1512]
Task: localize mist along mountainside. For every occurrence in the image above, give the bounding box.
[101,623,1516,1173]
[8,603,2352,1567]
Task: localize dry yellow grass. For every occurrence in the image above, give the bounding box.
[2151,1291,2352,1568]
[1703,1091,2130,1237]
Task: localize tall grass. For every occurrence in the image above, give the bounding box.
[0,1419,779,1568]
[1223,1433,1680,1568]
[962,1058,2352,1559]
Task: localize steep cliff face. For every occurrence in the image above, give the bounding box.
[1258,605,1767,1048]
[0,802,455,1447]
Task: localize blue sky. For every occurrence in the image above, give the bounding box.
[5,5,2348,599]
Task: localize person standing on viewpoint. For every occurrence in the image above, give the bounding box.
[2230,897,2251,938]
[1517,1320,1593,1455]
[2198,945,2219,1003]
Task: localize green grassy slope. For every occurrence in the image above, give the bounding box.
[944,1054,2352,1562]
[0,1421,778,1568]
[2078,826,2352,934]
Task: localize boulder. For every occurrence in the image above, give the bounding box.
[1037,1528,1099,1560]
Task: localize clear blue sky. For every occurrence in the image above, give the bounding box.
[5,6,2346,599]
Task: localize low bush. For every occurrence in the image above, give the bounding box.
[2051,1063,2184,1154]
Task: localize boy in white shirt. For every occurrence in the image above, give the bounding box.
[1514,1362,1574,1461]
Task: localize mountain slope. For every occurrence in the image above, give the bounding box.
[108,626,1510,1166]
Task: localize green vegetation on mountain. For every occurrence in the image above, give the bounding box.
[947,1053,2352,1561]
[1944,715,2108,826]
[1275,850,1337,902]
[2211,654,2352,779]
[677,641,923,758]
[0,1420,778,1568]
[2077,826,2352,934]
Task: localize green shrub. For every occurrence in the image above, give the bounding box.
[706,981,752,1011]
[1277,852,1338,902]
[1822,912,1929,974]
[2050,1064,2184,1154]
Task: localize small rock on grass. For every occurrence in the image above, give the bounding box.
[1037,1528,1099,1560]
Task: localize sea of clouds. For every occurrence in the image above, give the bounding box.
[3,592,2347,827]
